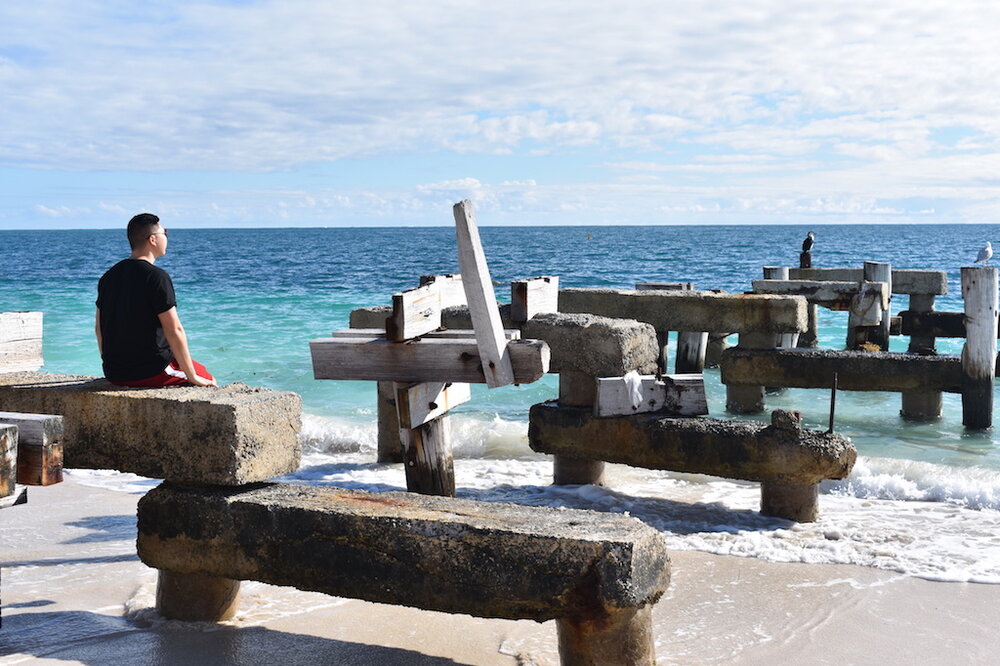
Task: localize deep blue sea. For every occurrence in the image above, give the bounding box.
[3,223,1000,582]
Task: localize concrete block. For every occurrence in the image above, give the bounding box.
[522,312,659,377]
[789,268,948,296]
[137,482,670,623]
[559,288,806,334]
[529,402,856,485]
[0,372,301,485]
[720,348,963,393]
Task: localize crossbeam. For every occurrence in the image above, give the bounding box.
[310,336,549,384]
[752,280,888,311]
[594,374,708,417]
[720,348,963,392]
[788,268,948,295]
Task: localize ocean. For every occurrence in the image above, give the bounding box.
[3,223,1000,584]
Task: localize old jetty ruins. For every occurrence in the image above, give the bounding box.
[3,205,997,664]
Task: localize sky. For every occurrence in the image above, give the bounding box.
[3,0,1000,229]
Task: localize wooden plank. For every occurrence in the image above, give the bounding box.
[386,282,442,341]
[752,280,887,311]
[900,311,968,338]
[0,411,64,486]
[961,267,998,429]
[332,328,521,340]
[594,374,708,417]
[0,312,43,372]
[397,408,455,496]
[419,274,467,309]
[311,337,549,384]
[511,276,559,323]
[0,423,16,497]
[675,331,708,373]
[453,200,515,388]
[395,382,472,429]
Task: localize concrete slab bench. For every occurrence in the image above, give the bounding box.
[0,372,301,485]
[137,482,670,665]
[529,403,856,522]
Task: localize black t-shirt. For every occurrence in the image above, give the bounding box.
[96,259,177,381]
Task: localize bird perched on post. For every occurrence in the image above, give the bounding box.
[975,241,993,265]
[801,231,815,253]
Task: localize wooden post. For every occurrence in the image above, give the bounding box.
[554,371,605,486]
[762,267,798,348]
[901,293,942,420]
[156,569,240,621]
[376,382,404,463]
[796,305,819,348]
[705,332,730,367]
[675,331,708,373]
[845,282,884,349]
[1,423,16,499]
[395,382,460,496]
[453,200,515,388]
[557,605,655,666]
[0,412,63,486]
[799,251,812,268]
[961,267,998,429]
[511,276,559,323]
[864,261,892,350]
[725,332,773,413]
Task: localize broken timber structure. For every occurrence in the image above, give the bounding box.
[742,262,997,429]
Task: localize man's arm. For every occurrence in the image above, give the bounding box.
[95,308,102,354]
[157,307,217,387]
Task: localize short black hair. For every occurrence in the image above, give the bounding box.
[127,213,161,249]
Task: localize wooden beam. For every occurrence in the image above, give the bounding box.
[453,200,515,388]
[332,328,520,340]
[419,274,466,308]
[394,382,472,429]
[0,312,43,372]
[594,374,708,417]
[900,311,968,338]
[385,282,442,341]
[511,276,559,323]
[311,337,549,384]
[0,411,63,486]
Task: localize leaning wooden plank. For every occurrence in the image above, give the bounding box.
[511,276,559,323]
[453,200,515,388]
[0,411,63,486]
[419,274,466,309]
[311,337,549,384]
[332,328,520,340]
[386,282,442,341]
[789,268,948,296]
[0,312,43,372]
[594,374,708,417]
[751,280,887,311]
[720,348,964,393]
[395,382,472,429]
[0,423,16,497]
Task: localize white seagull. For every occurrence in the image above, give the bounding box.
[975,241,993,265]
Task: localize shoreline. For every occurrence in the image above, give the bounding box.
[4,475,1000,664]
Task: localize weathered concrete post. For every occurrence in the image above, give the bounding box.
[376,381,404,463]
[759,410,820,522]
[556,371,606,486]
[961,266,998,429]
[901,293,942,420]
[557,605,655,666]
[156,570,241,621]
[796,304,819,348]
[726,332,773,413]
[865,261,892,350]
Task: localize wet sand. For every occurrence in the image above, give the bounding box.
[3,475,1000,665]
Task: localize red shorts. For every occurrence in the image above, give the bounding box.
[110,359,215,387]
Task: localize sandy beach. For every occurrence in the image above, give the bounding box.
[3,474,999,665]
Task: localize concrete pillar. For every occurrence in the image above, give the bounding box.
[760,480,819,522]
[726,332,773,414]
[961,266,998,430]
[155,569,240,621]
[901,293,942,420]
[557,605,655,666]
[377,381,404,463]
[555,371,605,486]
[796,304,819,348]
[704,332,730,368]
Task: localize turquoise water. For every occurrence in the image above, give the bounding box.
[0,223,990,462]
